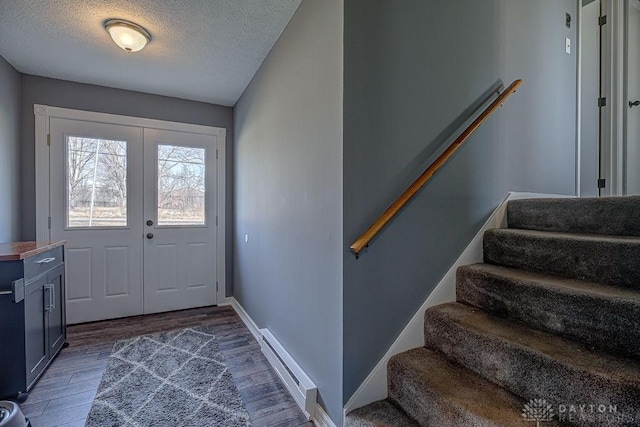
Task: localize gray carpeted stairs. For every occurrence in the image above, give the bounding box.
[346,196,640,427]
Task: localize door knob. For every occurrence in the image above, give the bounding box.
[629,100,640,108]
[146,220,154,226]
[146,233,154,239]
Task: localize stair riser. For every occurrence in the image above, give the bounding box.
[507,197,640,237]
[424,310,640,418]
[456,267,640,359]
[387,358,508,427]
[344,400,418,427]
[483,231,640,288]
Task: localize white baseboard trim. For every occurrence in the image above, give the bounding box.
[343,191,574,417]
[260,328,318,420]
[219,297,262,343]
[221,297,337,427]
[313,403,337,427]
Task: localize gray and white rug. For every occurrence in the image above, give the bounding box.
[85,325,251,427]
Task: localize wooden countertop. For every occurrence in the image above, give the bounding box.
[0,241,66,261]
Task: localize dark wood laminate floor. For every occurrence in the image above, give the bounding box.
[17,305,314,427]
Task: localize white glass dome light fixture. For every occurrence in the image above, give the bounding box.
[104,19,151,53]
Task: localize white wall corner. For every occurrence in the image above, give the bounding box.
[343,191,575,417]
[34,104,50,242]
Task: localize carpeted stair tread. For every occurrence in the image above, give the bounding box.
[483,228,640,288]
[459,262,640,299]
[387,347,562,427]
[345,399,418,427]
[424,303,640,412]
[456,263,640,358]
[507,196,640,236]
[355,197,640,427]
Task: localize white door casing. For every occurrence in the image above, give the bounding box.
[599,0,625,196]
[626,0,640,194]
[34,105,227,324]
[578,0,601,197]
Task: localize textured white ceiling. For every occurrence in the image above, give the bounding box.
[0,0,302,106]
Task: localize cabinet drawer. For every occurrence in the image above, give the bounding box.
[24,247,64,281]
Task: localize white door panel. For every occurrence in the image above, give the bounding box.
[49,118,143,324]
[142,128,217,314]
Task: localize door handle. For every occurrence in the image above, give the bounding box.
[36,257,55,264]
[146,233,154,239]
[629,100,640,108]
[44,284,54,312]
[146,220,154,226]
[44,284,50,312]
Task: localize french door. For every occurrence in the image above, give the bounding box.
[49,117,220,324]
[142,128,217,314]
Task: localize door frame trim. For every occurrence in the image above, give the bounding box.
[34,104,227,305]
[599,0,626,195]
[576,0,583,197]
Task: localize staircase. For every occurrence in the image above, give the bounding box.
[346,196,640,427]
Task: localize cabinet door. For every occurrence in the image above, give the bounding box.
[24,276,48,388]
[46,264,66,356]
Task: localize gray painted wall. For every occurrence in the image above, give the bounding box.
[343,0,578,401]
[20,75,234,293]
[234,0,343,423]
[0,55,21,243]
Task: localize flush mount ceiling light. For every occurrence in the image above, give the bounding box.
[104,19,151,53]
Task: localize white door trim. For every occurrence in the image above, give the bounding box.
[576,0,583,197]
[34,104,227,304]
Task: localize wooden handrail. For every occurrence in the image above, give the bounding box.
[350,79,523,258]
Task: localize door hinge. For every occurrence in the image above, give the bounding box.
[216,282,219,292]
[599,15,607,26]
[216,149,219,159]
[215,216,218,226]
[47,216,51,229]
[598,178,606,189]
[598,97,607,107]
[47,134,51,146]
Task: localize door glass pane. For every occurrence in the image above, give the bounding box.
[157,145,206,226]
[66,136,128,228]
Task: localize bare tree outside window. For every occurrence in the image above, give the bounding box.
[157,145,206,225]
[66,136,128,227]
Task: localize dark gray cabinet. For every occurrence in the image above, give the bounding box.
[24,275,48,388]
[47,264,66,358]
[0,242,66,401]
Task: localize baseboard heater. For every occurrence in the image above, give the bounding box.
[259,329,318,419]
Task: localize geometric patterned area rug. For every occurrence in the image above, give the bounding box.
[85,325,252,427]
